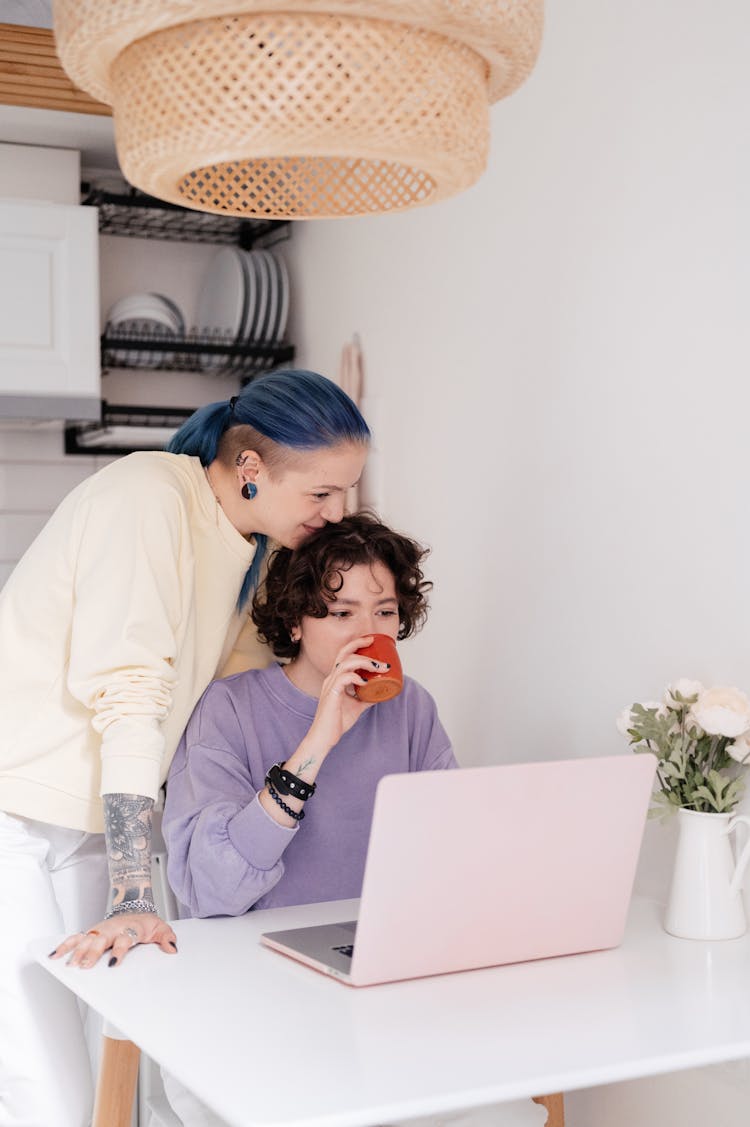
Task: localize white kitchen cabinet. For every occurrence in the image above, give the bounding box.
[0,200,100,420]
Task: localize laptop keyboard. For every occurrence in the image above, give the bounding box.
[332,944,354,958]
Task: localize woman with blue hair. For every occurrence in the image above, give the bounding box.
[0,368,369,1127]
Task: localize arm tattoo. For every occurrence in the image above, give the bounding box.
[103,793,155,911]
[297,757,316,776]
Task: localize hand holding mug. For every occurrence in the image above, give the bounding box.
[353,634,403,702]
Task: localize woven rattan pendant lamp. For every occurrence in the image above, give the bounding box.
[53,1,543,220]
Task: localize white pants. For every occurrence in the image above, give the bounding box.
[0,811,110,1127]
[161,1071,548,1127]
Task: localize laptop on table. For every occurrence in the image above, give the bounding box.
[260,754,657,986]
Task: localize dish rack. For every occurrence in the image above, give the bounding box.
[101,325,295,379]
[66,185,297,453]
[65,403,196,456]
[82,185,290,248]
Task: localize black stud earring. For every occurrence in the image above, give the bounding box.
[241,481,258,501]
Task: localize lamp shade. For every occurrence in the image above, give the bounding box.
[53,1,544,220]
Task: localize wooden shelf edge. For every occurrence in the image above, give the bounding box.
[0,23,111,116]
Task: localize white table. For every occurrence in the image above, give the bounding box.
[33,895,750,1127]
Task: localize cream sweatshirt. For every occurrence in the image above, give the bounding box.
[0,452,263,833]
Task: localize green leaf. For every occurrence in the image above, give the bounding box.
[626,699,749,813]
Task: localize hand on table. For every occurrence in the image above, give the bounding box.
[49,911,178,968]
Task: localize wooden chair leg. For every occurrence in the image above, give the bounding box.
[93,1035,140,1127]
[532,1092,565,1127]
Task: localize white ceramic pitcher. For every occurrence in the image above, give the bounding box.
[664,807,750,940]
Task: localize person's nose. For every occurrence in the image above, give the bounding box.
[360,612,381,636]
[321,494,346,523]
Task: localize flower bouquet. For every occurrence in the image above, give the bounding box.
[617,679,750,815]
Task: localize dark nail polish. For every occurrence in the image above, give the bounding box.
[108,956,117,967]
[384,663,391,669]
[169,941,178,951]
[47,949,57,958]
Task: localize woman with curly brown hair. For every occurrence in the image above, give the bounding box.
[160,513,546,1127]
[162,511,458,917]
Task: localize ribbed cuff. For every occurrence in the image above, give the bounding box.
[226,793,297,870]
[100,754,162,799]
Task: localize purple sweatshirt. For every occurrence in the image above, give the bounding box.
[163,662,457,917]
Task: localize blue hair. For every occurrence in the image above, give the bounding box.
[167,369,370,607]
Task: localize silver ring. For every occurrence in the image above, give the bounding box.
[123,927,138,948]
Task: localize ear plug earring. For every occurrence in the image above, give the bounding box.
[241,481,258,500]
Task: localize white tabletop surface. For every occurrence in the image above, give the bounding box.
[33,895,750,1127]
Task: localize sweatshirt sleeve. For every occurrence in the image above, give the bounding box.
[65,468,184,800]
[162,680,297,918]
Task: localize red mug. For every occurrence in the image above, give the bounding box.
[354,634,403,703]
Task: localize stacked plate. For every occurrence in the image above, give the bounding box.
[106,292,185,367]
[195,247,290,370]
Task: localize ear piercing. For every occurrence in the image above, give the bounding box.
[241,481,258,500]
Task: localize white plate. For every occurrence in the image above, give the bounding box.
[108,295,172,326]
[149,293,185,335]
[257,250,278,344]
[195,247,247,370]
[235,253,256,351]
[239,251,262,344]
[106,317,178,368]
[107,292,184,367]
[108,293,183,334]
[273,252,290,343]
[245,250,269,343]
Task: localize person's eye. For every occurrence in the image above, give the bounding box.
[377,608,399,617]
[312,491,330,501]
[329,610,350,619]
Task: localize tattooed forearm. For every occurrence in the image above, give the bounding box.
[297,757,316,776]
[103,793,155,910]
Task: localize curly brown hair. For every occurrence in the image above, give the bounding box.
[251,512,432,659]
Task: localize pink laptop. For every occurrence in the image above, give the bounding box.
[261,754,657,986]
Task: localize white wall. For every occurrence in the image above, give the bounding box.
[285,1,750,1124]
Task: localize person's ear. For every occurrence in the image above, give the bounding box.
[236,450,261,500]
[290,625,302,643]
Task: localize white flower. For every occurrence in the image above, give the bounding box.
[665,679,704,707]
[728,732,750,766]
[690,686,750,739]
[684,713,705,738]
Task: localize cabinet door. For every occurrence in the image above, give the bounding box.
[0,202,100,419]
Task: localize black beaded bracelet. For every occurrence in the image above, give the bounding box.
[267,782,305,822]
[265,761,316,801]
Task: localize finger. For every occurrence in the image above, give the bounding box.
[331,655,382,678]
[107,926,141,968]
[157,933,179,954]
[49,932,86,960]
[327,670,367,697]
[107,920,178,964]
[78,928,121,968]
[66,933,111,969]
[333,635,374,666]
[348,657,390,673]
[147,918,178,950]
